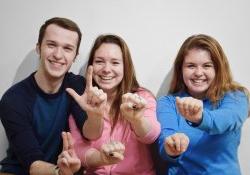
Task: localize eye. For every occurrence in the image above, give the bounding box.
[94,59,104,64]
[186,64,195,68]
[204,63,214,69]
[64,47,74,52]
[112,61,120,65]
[47,43,56,48]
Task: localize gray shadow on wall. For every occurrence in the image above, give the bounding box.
[156,67,174,98]
[78,62,88,77]
[12,49,39,85]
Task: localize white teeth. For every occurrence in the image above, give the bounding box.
[50,60,64,66]
[100,76,112,80]
[191,80,206,85]
[192,79,205,84]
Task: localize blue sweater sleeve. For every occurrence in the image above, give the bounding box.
[197,91,249,135]
[156,95,180,162]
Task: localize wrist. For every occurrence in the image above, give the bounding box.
[87,111,103,120]
[128,116,143,125]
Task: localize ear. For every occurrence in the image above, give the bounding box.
[36,44,40,55]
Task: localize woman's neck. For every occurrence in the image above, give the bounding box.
[106,89,117,104]
[106,90,118,117]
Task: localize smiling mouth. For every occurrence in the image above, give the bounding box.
[100,76,113,80]
[191,79,207,85]
[49,60,65,66]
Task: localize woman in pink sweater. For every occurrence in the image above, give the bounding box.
[66,34,160,175]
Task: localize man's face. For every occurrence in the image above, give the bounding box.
[36,24,78,80]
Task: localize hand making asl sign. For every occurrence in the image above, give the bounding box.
[57,132,81,175]
[164,133,189,157]
[120,93,147,123]
[66,66,107,140]
[176,96,203,124]
[120,92,152,137]
[66,66,107,117]
[99,141,125,165]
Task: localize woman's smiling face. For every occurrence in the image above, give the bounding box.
[182,48,215,99]
[92,43,124,95]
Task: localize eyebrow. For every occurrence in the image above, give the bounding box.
[184,61,213,64]
[46,40,76,49]
[111,58,122,61]
[95,57,122,61]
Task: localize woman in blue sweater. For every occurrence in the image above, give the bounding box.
[157,34,249,175]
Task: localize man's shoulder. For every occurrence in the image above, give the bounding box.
[66,72,85,83]
[1,74,35,104]
[65,72,86,93]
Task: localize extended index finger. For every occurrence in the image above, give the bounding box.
[62,132,69,151]
[66,132,74,149]
[86,66,93,90]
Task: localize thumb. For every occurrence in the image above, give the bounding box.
[110,151,124,161]
[175,97,182,110]
[176,96,181,103]
[66,88,81,102]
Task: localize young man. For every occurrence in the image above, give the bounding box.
[0,17,103,175]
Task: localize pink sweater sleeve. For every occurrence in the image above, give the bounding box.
[69,115,93,167]
[136,90,161,144]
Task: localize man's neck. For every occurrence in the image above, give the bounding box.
[34,70,64,94]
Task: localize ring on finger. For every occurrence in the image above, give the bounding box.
[132,103,137,109]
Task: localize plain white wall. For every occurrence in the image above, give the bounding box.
[0,0,249,174]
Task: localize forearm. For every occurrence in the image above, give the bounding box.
[197,91,249,134]
[129,91,160,141]
[130,117,151,137]
[198,108,248,134]
[29,160,57,175]
[82,114,103,140]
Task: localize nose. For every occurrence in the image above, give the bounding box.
[102,63,111,73]
[53,47,63,60]
[194,67,203,76]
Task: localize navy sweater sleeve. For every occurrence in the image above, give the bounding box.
[0,79,44,173]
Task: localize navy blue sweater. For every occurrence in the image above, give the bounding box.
[0,72,87,175]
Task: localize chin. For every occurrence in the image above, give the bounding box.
[101,86,114,91]
[48,71,66,79]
